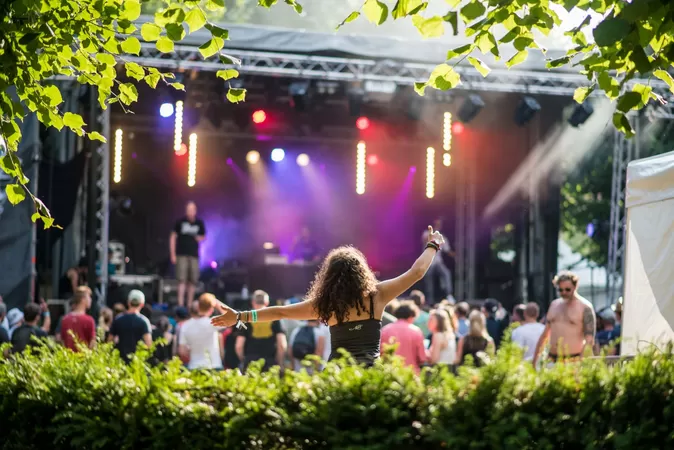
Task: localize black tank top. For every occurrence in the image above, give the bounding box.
[328,294,382,367]
[461,335,488,366]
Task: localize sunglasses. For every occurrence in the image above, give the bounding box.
[558,288,573,293]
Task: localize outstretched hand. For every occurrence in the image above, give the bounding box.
[211,309,237,328]
[426,226,445,246]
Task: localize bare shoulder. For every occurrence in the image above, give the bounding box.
[576,295,595,311]
[548,298,564,313]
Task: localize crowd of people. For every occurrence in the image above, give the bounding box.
[0,272,622,374]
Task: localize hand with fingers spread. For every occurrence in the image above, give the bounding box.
[210,307,237,328]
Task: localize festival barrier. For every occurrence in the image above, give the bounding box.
[0,342,670,449]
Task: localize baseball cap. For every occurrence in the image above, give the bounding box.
[128,289,145,307]
[175,306,189,320]
[7,308,24,328]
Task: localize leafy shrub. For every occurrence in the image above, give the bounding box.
[1,341,673,449]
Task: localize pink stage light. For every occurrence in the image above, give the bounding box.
[175,142,187,156]
[252,110,267,124]
[452,122,464,134]
[356,116,370,130]
[367,154,379,166]
[210,260,218,269]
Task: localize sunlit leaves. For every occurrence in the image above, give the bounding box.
[226,88,246,103]
[337,12,360,29]
[573,86,594,104]
[654,70,674,93]
[467,56,490,77]
[63,112,86,135]
[121,37,141,55]
[185,8,207,32]
[156,36,175,53]
[43,85,63,107]
[363,0,388,26]
[199,37,225,58]
[392,0,425,19]
[141,23,162,42]
[216,69,240,81]
[165,23,186,42]
[125,62,145,81]
[612,112,634,138]
[460,1,486,22]
[593,18,630,47]
[6,184,26,205]
[506,50,528,68]
[424,63,461,92]
[120,0,141,21]
[446,44,473,60]
[411,16,444,39]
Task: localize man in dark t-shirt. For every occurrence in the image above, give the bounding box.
[169,201,206,307]
[11,303,48,354]
[108,289,152,363]
[235,290,286,371]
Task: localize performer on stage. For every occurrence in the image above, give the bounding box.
[211,226,445,367]
[170,201,206,307]
[421,218,454,304]
[290,226,320,263]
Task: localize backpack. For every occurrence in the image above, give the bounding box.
[292,326,316,360]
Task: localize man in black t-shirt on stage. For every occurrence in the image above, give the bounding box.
[170,201,206,307]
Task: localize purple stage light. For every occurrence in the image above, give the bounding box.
[210,260,218,269]
[159,103,174,118]
[410,166,416,173]
[226,157,233,165]
[132,153,137,159]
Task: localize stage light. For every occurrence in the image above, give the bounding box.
[246,150,260,164]
[568,101,594,127]
[252,109,267,124]
[443,112,452,151]
[210,260,218,269]
[443,153,452,167]
[410,166,417,173]
[367,154,378,166]
[160,103,174,118]
[175,142,187,157]
[113,129,123,183]
[426,147,435,199]
[263,242,274,250]
[271,148,285,162]
[457,94,484,123]
[187,133,197,187]
[356,116,370,130]
[226,157,233,165]
[514,96,541,126]
[173,100,183,152]
[452,122,464,134]
[296,153,310,167]
[356,141,366,195]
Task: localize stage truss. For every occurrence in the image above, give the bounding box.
[124,42,670,302]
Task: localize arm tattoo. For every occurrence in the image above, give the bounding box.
[582,306,596,338]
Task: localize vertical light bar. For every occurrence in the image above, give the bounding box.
[443,111,452,166]
[356,141,366,195]
[174,100,183,152]
[426,147,435,198]
[187,133,197,187]
[113,128,122,183]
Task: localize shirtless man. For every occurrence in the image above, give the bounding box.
[532,271,596,366]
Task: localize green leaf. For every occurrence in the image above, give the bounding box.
[6,184,25,205]
[631,84,651,108]
[258,0,277,6]
[460,1,486,22]
[226,88,246,103]
[169,82,185,91]
[185,8,207,32]
[442,11,458,36]
[216,69,240,81]
[0,154,19,178]
[284,0,303,13]
[141,23,162,42]
[119,83,139,105]
[414,82,428,95]
[446,44,473,60]
[144,73,161,89]
[654,69,674,93]
[506,49,528,68]
[467,56,490,77]
[337,11,360,29]
[593,18,630,47]
[597,72,620,99]
[63,112,86,133]
[206,0,226,11]
[547,55,571,68]
[120,37,141,55]
[616,92,642,113]
[88,132,107,143]
[476,32,496,54]
[205,24,230,39]
[125,62,145,81]
[156,36,175,53]
[363,0,388,26]
[392,0,424,19]
[96,53,117,66]
[31,212,40,223]
[166,23,186,42]
[427,63,461,90]
[612,112,634,137]
[630,45,651,73]
[43,85,63,108]
[121,0,141,21]
[499,28,520,44]
[514,36,534,52]
[199,37,225,58]
[573,86,593,103]
[411,16,445,39]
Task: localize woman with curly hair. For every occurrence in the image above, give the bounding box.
[211,226,444,366]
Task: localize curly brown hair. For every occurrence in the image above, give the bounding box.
[306,246,378,325]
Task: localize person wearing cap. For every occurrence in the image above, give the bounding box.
[108,289,153,363]
[7,308,25,339]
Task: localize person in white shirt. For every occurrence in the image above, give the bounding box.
[178,293,227,370]
[511,302,546,361]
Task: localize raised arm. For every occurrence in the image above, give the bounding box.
[376,226,442,303]
[211,298,318,328]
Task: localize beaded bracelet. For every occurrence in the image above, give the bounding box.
[426,241,440,252]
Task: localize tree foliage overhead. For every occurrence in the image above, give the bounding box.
[1,0,674,229]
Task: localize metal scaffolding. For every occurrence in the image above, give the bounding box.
[454,145,476,302]
[128,43,664,97]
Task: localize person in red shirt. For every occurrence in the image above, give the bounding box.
[60,286,96,351]
[380,300,427,373]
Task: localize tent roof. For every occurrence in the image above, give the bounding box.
[626,150,674,208]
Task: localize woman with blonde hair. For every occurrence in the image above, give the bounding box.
[455,310,494,367]
[426,308,456,365]
[98,307,114,341]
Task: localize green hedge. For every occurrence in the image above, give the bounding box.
[1,342,673,449]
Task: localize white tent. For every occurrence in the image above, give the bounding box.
[621,150,674,355]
